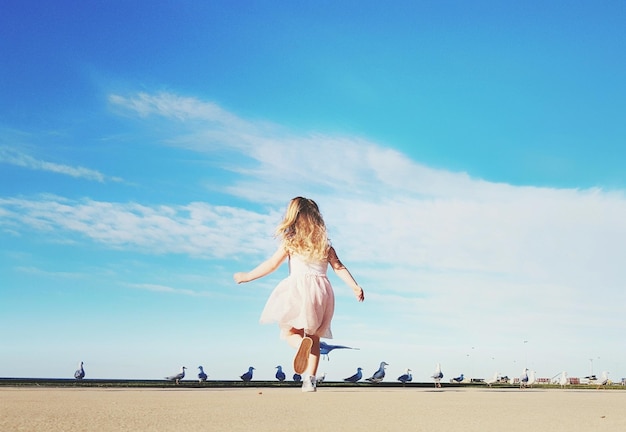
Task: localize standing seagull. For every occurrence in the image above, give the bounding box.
[366,362,389,383]
[74,361,85,380]
[559,371,568,388]
[596,371,609,389]
[165,366,186,385]
[240,366,255,382]
[275,365,286,382]
[397,368,412,384]
[519,368,529,389]
[344,367,363,383]
[198,366,208,383]
[431,363,444,388]
[484,372,499,387]
[319,342,359,360]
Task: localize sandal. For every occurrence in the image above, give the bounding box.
[293,336,313,374]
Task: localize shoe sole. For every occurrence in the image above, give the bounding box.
[293,336,313,374]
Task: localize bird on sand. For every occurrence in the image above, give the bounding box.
[240,366,255,382]
[519,368,529,389]
[293,373,302,382]
[484,372,499,387]
[275,365,286,382]
[431,363,443,388]
[527,370,536,388]
[559,371,569,388]
[344,367,363,383]
[74,361,85,380]
[397,368,412,384]
[452,373,464,383]
[596,371,609,389]
[316,372,326,384]
[198,366,208,382]
[319,341,359,360]
[366,362,389,383]
[165,366,186,385]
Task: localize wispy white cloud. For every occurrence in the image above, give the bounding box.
[128,283,213,297]
[15,265,85,279]
[0,196,280,258]
[0,146,123,183]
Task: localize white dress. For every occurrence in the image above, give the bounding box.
[260,253,335,339]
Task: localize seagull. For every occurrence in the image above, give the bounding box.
[452,373,464,383]
[198,366,208,382]
[240,366,255,382]
[316,372,326,384]
[366,362,389,383]
[165,366,186,385]
[344,367,363,383]
[519,368,529,389]
[596,371,609,389]
[293,373,302,382]
[74,361,85,380]
[275,365,286,382]
[397,368,412,384]
[485,371,499,387]
[319,341,359,360]
[527,370,536,388]
[559,371,568,388]
[431,363,443,388]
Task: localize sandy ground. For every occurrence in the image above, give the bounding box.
[1,386,625,432]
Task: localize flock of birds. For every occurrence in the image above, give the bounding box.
[156,360,448,387]
[73,340,614,389]
[72,358,439,386]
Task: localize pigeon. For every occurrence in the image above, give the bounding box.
[431,363,443,388]
[275,365,286,382]
[344,367,363,383]
[366,362,389,383]
[397,368,412,384]
[240,366,255,382]
[74,361,85,380]
[198,366,208,383]
[452,373,464,383]
[319,342,359,360]
[293,373,302,382]
[165,366,186,385]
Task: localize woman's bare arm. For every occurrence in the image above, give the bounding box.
[328,247,365,302]
[234,247,288,284]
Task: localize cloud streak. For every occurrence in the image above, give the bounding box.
[0,196,280,259]
[0,146,122,183]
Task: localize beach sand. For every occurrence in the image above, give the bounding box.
[1,386,625,431]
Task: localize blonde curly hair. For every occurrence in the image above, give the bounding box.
[275,197,329,261]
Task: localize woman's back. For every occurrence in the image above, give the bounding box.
[289,253,328,277]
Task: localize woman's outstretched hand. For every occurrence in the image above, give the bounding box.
[233,272,248,284]
[354,286,365,302]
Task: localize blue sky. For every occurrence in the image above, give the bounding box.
[1,0,625,382]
